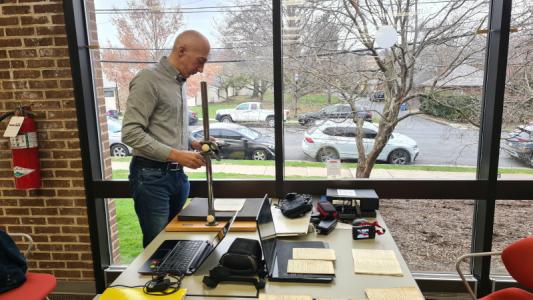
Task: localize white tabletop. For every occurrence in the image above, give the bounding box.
[108,211,421,299]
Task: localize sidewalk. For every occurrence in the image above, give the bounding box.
[111,161,533,180]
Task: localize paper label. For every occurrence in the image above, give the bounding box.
[3,116,24,137]
[338,189,356,197]
[14,166,35,178]
[10,132,38,149]
[326,159,341,177]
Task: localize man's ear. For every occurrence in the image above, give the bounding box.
[177,46,186,57]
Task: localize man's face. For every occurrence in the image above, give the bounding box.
[178,44,209,78]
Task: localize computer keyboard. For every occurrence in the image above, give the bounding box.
[157,240,204,274]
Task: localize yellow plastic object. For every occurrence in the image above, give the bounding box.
[201,144,210,152]
[100,287,186,300]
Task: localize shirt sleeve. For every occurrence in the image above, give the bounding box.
[121,71,172,161]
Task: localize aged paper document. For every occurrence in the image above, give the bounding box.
[365,287,424,300]
[352,249,403,276]
[287,259,335,274]
[293,248,336,261]
[214,198,246,211]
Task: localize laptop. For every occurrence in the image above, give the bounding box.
[139,213,237,276]
[257,196,335,283]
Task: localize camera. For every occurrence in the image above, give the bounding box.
[351,219,385,240]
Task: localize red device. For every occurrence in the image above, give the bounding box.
[317,201,337,220]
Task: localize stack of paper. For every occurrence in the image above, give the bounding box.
[271,206,310,236]
[365,287,424,300]
[287,259,335,274]
[293,248,336,261]
[352,249,403,276]
[214,198,246,211]
[287,248,336,275]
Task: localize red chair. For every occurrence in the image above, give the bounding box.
[0,233,56,300]
[456,236,533,300]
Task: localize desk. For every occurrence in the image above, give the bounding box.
[108,212,421,299]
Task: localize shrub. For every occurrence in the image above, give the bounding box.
[420,93,480,122]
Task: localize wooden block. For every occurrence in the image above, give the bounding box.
[165,216,256,232]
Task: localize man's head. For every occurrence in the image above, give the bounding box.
[169,30,210,79]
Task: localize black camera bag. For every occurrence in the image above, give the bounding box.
[279,193,313,218]
[203,238,266,289]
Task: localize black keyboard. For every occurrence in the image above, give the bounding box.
[157,240,204,274]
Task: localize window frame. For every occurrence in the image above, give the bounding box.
[64,0,529,296]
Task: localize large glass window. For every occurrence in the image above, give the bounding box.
[498,0,533,176]
[75,3,532,292]
[92,0,276,182]
[284,0,489,180]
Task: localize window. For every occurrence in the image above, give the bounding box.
[236,103,249,110]
[284,0,488,179]
[498,0,533,175]
[72,1,531,293]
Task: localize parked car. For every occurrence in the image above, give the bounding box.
[107,117,132,157]
[190,123,275,160]
[215,102,289,128]
[302,120,419,164]
[370,91,385,102]
[297,103,372,126]
[502,121,533,167]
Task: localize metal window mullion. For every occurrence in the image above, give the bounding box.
[272,0,285,197]
[63,0,110,293]
[473,0,512,297]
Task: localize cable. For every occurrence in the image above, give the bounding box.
[142,273,185,296]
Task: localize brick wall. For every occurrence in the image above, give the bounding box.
[0,0,117,290]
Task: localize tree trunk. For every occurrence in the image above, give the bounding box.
[252,79,259,98]
[327,85,332,104]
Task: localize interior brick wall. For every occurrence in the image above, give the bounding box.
[0,0,118,290]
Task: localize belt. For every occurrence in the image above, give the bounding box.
[132,156,183,172]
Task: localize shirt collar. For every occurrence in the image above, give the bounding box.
[160,56,186,84]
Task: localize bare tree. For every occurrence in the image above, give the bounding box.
[309,0,491,177]
[101,0,183,110]
[503,0,533,126]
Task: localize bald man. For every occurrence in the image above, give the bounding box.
[122,30,210,247]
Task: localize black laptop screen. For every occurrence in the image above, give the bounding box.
[256,196,277,273]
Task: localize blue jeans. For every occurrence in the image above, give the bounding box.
[129,160,190,248]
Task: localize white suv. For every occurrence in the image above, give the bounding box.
[302,120,419,164]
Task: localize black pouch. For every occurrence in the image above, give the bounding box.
[219,238,262,274]
[203,238,266,289]
[279,193,313,218]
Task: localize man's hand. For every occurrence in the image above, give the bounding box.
[191,137,217,151]
[167,149,206,169]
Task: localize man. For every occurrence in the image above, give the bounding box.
[122,30,210,247]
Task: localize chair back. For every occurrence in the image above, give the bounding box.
[502,236,533,289]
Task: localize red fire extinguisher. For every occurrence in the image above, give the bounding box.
[0,105,41,189]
